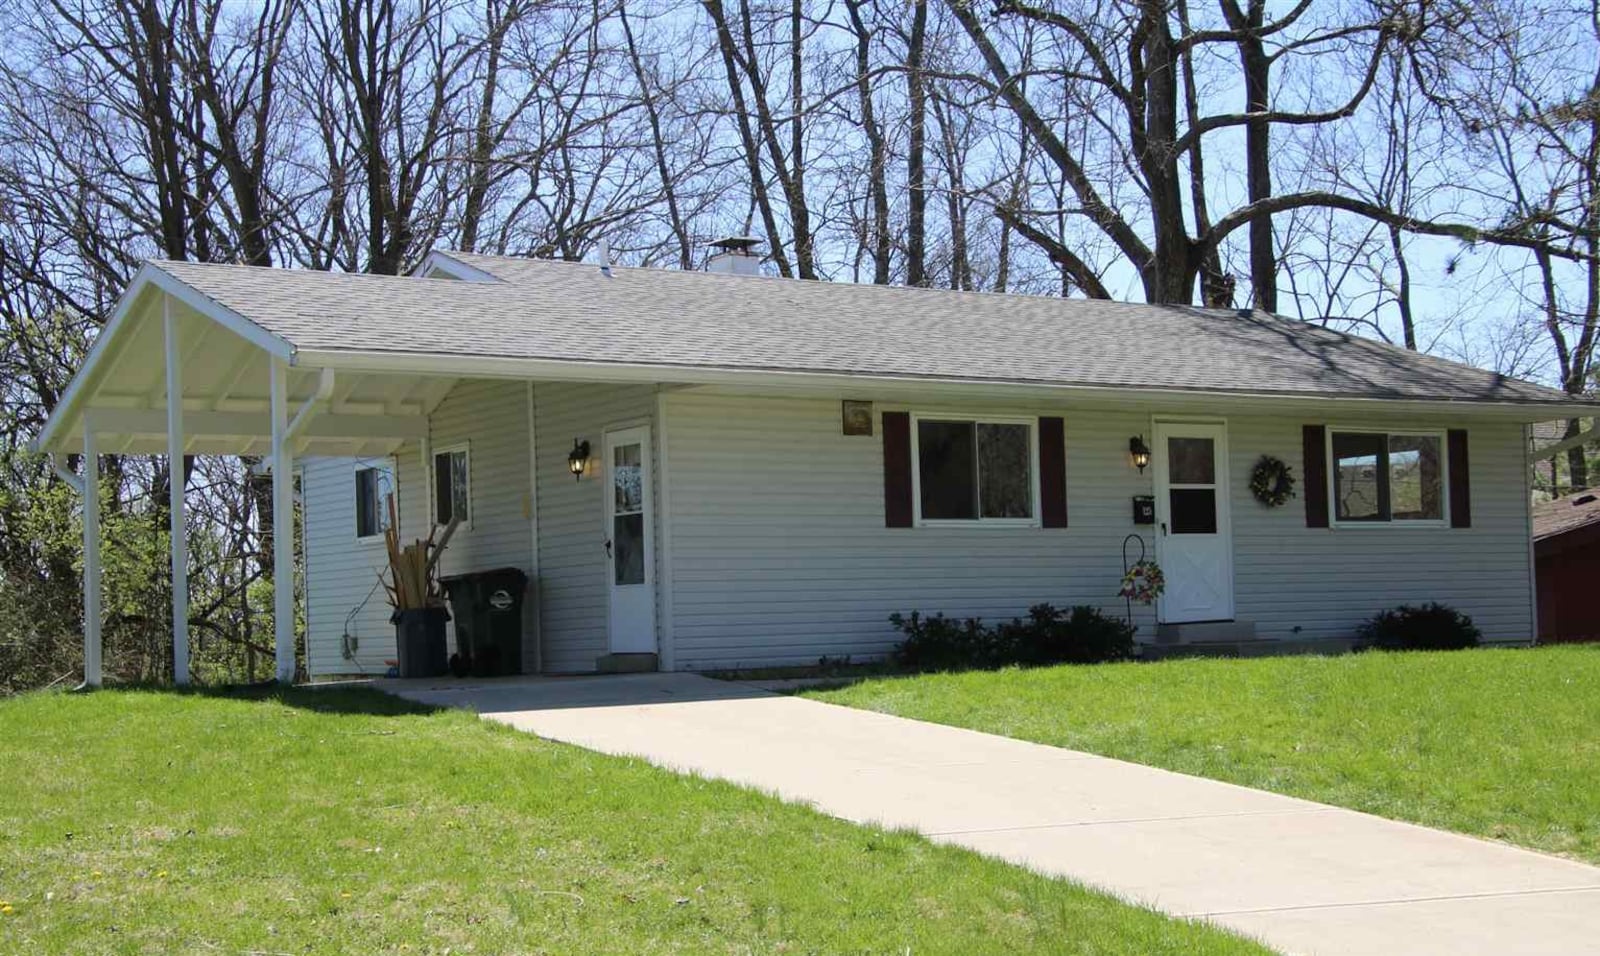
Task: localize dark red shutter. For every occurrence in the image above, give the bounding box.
[1039,416,1068,528]
[1303,425,1329,528]
[1448,429,1471,528]
[883,411,913,528]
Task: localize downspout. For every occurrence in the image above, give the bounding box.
[287,368,336,446]
[49,452,83,494]
[1525,423,1541,645]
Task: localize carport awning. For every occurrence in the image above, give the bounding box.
[32,262,465,691]
[33,263,458,458]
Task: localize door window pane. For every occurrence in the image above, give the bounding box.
[613,443,643,514]
[1169,488,1218,534]
[613,513,645,585]
[1332,432,1385,521]
[1167,437,1215,484]
[1389,435,1442,520]
[978,423,1032,518]
[917,420,977,520]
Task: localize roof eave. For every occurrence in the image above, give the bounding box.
[32,262,294,455]
[291,347,1597,422]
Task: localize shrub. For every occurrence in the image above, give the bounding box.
[1357,602,1481,651]
[889,611,996,672]
[890,604,1134,672]
[1002,604,1137,666]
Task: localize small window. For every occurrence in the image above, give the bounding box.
[432,445,470,526]
[1331,431,1444,524]
[355,459,397,540]
[914,416,1035,523]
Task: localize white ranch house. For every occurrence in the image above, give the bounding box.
[32,247,1600,683]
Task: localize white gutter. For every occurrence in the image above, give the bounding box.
[292,347,1600,424]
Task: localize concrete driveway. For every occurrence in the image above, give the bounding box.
[382,672,1600,956]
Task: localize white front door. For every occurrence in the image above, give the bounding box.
[1153,421,1234,623]
[604,426,657,654]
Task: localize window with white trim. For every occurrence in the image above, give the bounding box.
[354,459,397,540]
[913,416,1036,523]
[432,444,471,526]
[1330,430,1445,523]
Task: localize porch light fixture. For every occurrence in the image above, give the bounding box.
[568,438,591,481]
[1129,435,1151,474]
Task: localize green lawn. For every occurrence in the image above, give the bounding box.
[0,688,1267,955]
[811,645,1600,864]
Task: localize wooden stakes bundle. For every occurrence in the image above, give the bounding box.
[380,495,461,610]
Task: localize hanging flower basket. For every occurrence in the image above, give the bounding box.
[1249,455,1296,508]
[1119,560,1165,605]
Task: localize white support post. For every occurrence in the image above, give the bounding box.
[82,428,103,688]
[164,297,190,686]
[270,357,296,683]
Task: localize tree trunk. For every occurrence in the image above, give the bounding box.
[1132,1,1194,304]
[906,0,929,287]
[845,0,890,284]
[1225,0,1276,311]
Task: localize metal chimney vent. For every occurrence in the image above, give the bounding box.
[706,236,764,276]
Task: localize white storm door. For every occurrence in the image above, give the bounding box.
[1153,422,1235,623]
[604,426,657,654]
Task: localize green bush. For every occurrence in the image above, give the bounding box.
[890,604,1134,672]
[1357,602,1481,651]
[1001,604,1136,666]
[888,611,997,671]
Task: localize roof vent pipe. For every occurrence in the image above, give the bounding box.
[706,236,764,276]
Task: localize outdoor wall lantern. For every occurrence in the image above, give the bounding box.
[568,438,591,481]
[1129,435,1151,474]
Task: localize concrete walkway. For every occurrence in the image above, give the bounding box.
[381,673,1600,956]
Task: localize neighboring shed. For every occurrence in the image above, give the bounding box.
[1534,490,1600,644]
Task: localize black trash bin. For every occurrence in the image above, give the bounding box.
[442,568,529,677]
[391,606,450,679]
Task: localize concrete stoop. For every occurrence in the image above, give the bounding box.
[1153,620,1258,644]
[595,652,659,674]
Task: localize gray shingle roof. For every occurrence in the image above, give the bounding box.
[149,253,1582,408]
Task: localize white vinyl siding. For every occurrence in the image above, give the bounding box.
[660,391,1534,671]
[303,455,405,676]
[303,379,534,677]
[1230,416,1529,644]
[662,391,1154,671]
[304,381,1536,677]
[532,381,660,673]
